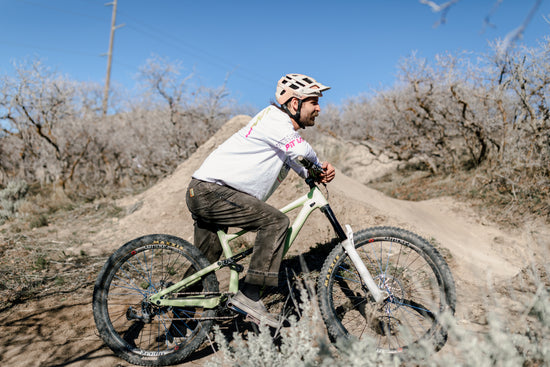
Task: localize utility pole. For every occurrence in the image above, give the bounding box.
[102,0,123,116]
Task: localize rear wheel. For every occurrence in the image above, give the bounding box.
[317,226,456,353]
[93,234,219,366]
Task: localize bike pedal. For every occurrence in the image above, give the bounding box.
[227,302,245,315]
[244,314,261,326]
[230,264,244,272]
[227,304,261,325]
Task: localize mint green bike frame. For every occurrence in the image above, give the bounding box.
[148,185,331,309]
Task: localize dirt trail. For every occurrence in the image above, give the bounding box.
[1,115,548,366]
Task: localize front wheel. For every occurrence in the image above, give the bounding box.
[93,234,219,366]
[317,226,456,353]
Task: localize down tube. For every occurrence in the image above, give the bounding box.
[281,189,327,256]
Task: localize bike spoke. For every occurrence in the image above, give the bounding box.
[94,235,220,365]
[319,227,455,354]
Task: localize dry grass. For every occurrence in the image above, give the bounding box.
[0,194,122,312]
[368,165,549,228]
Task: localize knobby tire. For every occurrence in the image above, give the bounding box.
[317,226,456,354]
[92,234,219,366]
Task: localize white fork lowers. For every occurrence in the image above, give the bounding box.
[341,224,388,303]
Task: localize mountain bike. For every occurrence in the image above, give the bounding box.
[92,158,457,366]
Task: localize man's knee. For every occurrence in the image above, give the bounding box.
[273,211,290,233]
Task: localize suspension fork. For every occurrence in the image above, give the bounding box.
[321,204,388,303]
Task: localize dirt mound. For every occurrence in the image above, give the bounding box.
[99,115,538,285]
[95,113,549,335]
[1,115,548,366]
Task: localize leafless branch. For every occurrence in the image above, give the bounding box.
[419,0,461,26]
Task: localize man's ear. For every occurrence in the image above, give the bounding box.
[288,98,299,113]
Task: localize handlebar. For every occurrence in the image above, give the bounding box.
[297,156,325,188]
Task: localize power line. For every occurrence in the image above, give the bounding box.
[115,9,272,88]
[13,0,272,90]
[0,40,99,58]
[0,40,138,73]
[17,0,105,23]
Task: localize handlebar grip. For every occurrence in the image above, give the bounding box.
[297,156,324,177]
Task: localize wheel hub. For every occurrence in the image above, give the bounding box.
[375,274,405,310]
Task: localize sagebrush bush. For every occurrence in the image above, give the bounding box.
[207,285,330,367]
[0,180,29,224]
[207,283,399,367]
[209,268,549,367]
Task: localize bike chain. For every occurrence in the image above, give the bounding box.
[170,291,224,297]
[162,292,240,322]
[169,315,238,321]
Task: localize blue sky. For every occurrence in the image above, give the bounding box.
[1,0,549,110]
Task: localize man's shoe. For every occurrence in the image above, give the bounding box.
[228,291,280,328]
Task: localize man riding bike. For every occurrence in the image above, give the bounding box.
[186,73,336,327]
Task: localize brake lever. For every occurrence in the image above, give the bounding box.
[298,156,325,181]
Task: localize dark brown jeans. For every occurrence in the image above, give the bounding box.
[185,178,290,287]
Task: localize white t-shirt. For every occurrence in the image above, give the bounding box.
[192,105,321,201]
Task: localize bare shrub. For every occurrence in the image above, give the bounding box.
[0,59,100,191]
[0,56,238,200]
[318,39,550,219]
[136,55,233,159]
[487,39,550,216]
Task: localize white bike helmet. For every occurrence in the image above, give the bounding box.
[276,73,330,105]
